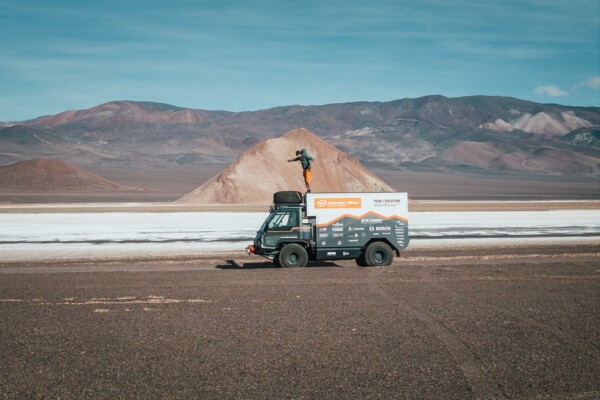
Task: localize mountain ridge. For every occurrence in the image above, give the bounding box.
[8,95,599,132]
[1,95,599,177]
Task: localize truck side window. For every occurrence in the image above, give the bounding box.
[267,210,298,230]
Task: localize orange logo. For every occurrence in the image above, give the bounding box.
[314,198,362,209]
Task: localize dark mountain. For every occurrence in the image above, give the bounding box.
[1,96,599,176]
[563,126,600,147]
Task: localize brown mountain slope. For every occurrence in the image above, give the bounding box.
[25,101,214,129]
[178,128,393,204]
[0,159,127,191]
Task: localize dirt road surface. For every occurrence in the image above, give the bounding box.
[1,244,599,399]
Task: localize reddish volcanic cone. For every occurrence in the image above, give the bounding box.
[0,159,127,191]
[178,128,394,204]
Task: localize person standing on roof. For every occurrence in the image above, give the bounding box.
[288,148,314,193]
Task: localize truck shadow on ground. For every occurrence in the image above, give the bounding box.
[216,259,341,269]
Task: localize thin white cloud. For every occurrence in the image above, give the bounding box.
[534,85,569,97]
[574,76,600,90]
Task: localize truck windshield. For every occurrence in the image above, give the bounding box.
[267,210,298,230]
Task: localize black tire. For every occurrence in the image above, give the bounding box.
[278,244,308,268]
[355,253,368,267]
[273,191,303,204]
[364,242,393,266]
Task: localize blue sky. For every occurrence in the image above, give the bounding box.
[1,0,599,121]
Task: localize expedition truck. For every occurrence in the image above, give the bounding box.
[246,191,409,267]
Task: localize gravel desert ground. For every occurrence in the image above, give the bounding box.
[1,242,599,399]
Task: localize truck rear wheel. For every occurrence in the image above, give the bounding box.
[364,242,393,266]
[278,244,308,268]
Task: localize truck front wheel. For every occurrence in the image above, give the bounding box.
[364,242,393,266]
[278,244,308,268]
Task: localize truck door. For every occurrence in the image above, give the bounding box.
[262,209,301,248]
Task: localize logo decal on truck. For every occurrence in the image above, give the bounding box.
[314,198,362,209]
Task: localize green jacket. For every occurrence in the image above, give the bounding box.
[289,149,314,170]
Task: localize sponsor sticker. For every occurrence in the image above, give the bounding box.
[361,218,383,224]
[369,226,391,232]
[373,198,403,207]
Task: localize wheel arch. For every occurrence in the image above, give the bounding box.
[277,240,310,250]
[363,238,400,256]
